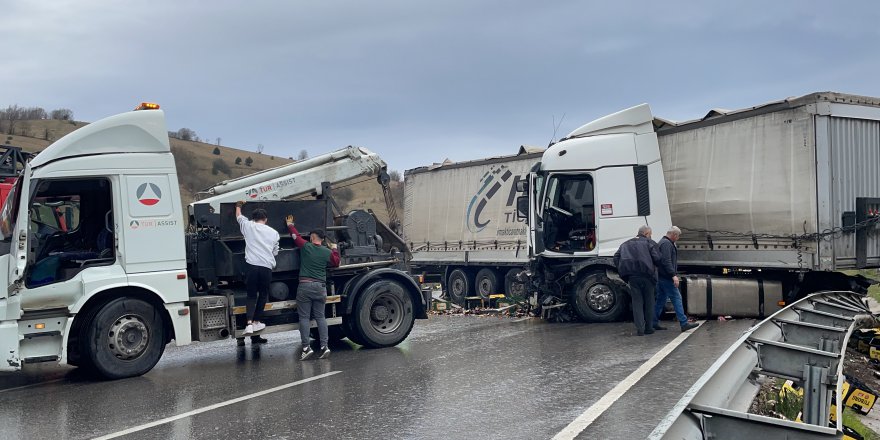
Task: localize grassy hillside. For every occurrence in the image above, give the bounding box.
[3,118,400,225]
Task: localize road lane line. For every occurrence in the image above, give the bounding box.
[552,321,705,440]
[93,371,342,440]
[0,378,66,394]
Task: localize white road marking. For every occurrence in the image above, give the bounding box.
[552,322,705,440]
[93,371,342,440]
[0,378,66,394]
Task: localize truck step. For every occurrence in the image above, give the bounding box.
[233,316,343,339]
[231,295,341,316]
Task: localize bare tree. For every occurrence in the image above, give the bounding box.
[256,144,264,154]
[50,108,74,121]
[1,105,22,135]
[216,137,221,146]
[176,128,196,141]
[297,149,308,161]
[389,170,402,182]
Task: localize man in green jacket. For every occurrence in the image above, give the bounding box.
[286,215,340,360]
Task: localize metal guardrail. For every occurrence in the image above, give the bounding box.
[649,290,875,439]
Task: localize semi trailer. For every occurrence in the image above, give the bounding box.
[0,104,428,379]
[403,148,539,303]
[407,92,880,322]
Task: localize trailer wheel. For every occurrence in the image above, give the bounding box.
[568,272,628,322]
[474,268,500,299]
[353,279,416,348]
[504,268,526,300]
[84,298,166,379]
[447,269,471,305]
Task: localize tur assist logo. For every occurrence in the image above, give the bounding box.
[466,165,515,233]
[136,183,162,206]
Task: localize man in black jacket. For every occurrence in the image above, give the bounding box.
[614,225,662,336]
[654,226,699,332]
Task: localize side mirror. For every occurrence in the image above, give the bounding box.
[516,180,529,193]
[516,196,529,220]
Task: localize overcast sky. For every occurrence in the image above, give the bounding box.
[3,1,880,173]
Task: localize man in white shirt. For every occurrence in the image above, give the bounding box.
[235,201,280,344]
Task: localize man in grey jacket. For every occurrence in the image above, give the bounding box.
[654,226,699,332]
[614,225,662,336]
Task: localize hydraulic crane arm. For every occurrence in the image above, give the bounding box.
[190,146,387,214]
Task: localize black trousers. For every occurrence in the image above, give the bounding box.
[246,264,272,322]
[627,275,656,334]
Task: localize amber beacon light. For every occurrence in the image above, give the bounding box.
[134,102,161,111]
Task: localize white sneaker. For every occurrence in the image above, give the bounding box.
[243,324,254,335]
[252,322,266,332]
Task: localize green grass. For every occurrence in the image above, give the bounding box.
[843,408,880,440]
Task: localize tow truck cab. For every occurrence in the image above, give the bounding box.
[0,107,191,376]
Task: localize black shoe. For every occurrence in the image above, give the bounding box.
[636,331,645,336]
[236,338,245,347]
[653,325,668,330]
[645,329,655,335]
[318,346,331,359]
[681,322,699,332]
[251,336,268,344]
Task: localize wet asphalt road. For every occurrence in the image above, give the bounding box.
[0,315,755,440]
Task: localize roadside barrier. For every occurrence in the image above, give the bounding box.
[649,290,876,439]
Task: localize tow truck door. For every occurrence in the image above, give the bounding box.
[8,167,30,293]
[0,167,29,370]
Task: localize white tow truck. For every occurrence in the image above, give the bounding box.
[0,104,427,379]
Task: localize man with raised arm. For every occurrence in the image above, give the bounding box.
[235,201,280,345]
[286,214,340,360]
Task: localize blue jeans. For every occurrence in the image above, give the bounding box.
[655,278,688,328]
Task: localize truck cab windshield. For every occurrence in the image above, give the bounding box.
[542,175,595,252]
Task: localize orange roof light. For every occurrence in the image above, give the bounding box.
[135,102,161,111]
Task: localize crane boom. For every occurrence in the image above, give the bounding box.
[189,146,387,214]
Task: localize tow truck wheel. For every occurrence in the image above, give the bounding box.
[353,279,415,348]
[446,269,471,305]
[84,298,166,379]
[475,268,500,299]
[568,272,628,322]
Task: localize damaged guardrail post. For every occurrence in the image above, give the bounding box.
[649,290,876,440]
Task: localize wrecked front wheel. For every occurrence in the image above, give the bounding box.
[568,272,628,322]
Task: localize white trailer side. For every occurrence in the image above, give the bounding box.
[657,92,880,271]
[404,150,541,301]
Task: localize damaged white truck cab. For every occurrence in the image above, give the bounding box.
[0,108,191,377]
[518,104,671,321]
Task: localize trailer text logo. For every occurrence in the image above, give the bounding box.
[136,183,162,206]
[465,165,523,234]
